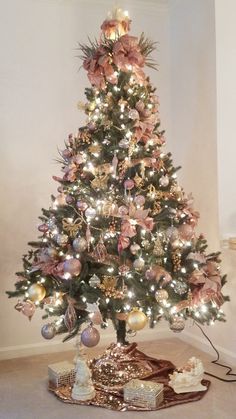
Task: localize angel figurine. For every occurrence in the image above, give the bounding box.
[71,335,96,401]
[169,357,207,394]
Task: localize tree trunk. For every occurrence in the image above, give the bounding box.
[116,320,128,345]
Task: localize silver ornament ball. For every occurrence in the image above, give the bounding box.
[41,323,56,340]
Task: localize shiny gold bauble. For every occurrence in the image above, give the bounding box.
[127,308,148,331]
[155,289,169,303]
[28,283,46,302]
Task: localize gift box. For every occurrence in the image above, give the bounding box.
[123,379,164,409]
[48,361,76,387]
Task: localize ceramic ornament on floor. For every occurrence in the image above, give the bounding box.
[7,5,229,412]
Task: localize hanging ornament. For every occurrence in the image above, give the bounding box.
[41,323,56,340]
[46,247,58,258]
[91,174,108,190]
[64,303,77,332]
[133,258,145,271]
[166,226,179,241]
[38,224,49,233]
[85,207,96,219]
[98,276,124,299]
[89,310,103,325]
[91,238,108,262]
[171,239,183,250]
[130,243,141,255]
[153,237,164,256]
[63,258,82,276]
[73,237,88,252]
[28,283,46,302]
[112,153,118,176]
[55,193,67,206]
[14,300,36,320]
[134,195,145,206]
[89,274,101,288]
[174,280,188,295]
[66,194,74,204]
[118,205,129,216]
[128,109,139,120]
[172,250,181,272]
[62,219,81,238]
[169,316,185,333]
[159,175,169,188]
[81,325,100,347]
[124,179,135,191]
[77,201,88,211]
[178,223,194,241]
[141,239,151,249]
[134,173,144,188]
[155,289,169,303]
[56,234,68,246]
[88,143,102,155]
[145,268,157,280]
[152,201,162,215]
[127,308,148,331]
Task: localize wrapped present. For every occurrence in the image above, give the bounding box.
[48,361,76,387]
[123,379,164,409]
[169,357,207,393]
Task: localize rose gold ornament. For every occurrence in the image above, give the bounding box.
[124,179,135,190]
[38,224,49,233]
[134,195,145,206]
[63,259,82,276]
[178,224,194,241]
[77,201,88,211]
[133,258,145,271]
[130,243,141,255]
[155,289,169,303]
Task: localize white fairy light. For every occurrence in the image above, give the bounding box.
[106,298,110,304]
[40,277,46,283]
[128,291,133,298]
[181,267,187,273]
[63,273,71,280]
[82,296,87,302]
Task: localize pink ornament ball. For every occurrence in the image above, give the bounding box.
[81,325,100,347]
[118,205,128,216]
[178,223,194,240]
[145,268,156,280]
[22,301,35,319]
[77,201,88,211]
[134,195,145,206]
[90,311,103,325]
[38,224,48,233]
[66,195,74,204]
[63,258,82,276]
[124,179,135,190]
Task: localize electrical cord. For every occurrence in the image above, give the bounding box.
[194,322,236,382]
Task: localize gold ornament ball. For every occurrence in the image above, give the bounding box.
[127,309,148,331]
[28,283,46,302]
[155,289,169,303]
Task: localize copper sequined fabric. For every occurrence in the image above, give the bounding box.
[49,342,210,411]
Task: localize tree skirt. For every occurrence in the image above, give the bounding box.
[48,342,210,411]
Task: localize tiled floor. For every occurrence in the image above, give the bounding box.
[0,338,235,419]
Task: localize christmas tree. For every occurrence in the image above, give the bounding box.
[7,9,228,347]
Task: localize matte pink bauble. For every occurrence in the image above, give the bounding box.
[118,205,128,216]
[145,268,156,280]
[21,300,35,319]
[130,243,141,255]
[63,258,82,276]
[90,311,103,325]
[81,325,100,347]
[124,179,135,190]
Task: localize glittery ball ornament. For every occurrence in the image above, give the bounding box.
[63,258,81,276]
[169,317,185,333]
[134,195,145,206]
[127,308,148,331]
[159,175,169,187]
[124,179,135,190]
[56,234,68,246]
[73,237,87,252]
[76,201,88,211]
[166,226,179,241]
[130,243,141,255]
[38,223,48,233]
[85,207,96,219]
[133,258,145,271]
[174,280,188,295]
[81,325,100,347]
[178,223,194,240]
[155,289,169,303]
[28,283,46,302]
[41,323,56,339]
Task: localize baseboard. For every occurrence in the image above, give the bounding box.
[0,327,170,360]
[179,329,236,367]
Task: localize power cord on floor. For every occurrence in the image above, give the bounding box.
[194,321,236,382]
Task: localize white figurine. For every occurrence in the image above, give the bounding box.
[71,336,95,401]
[169,357,207,394]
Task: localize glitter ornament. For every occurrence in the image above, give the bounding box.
[64,303,77,332]
[174,280,188,295]
[145,268,156,280]
[66,195,74,204]
[89,274,101,287]
[153,238,164,256]
[130,243,141,255]
[81,325,100,347]
[159,175,169,187]
[166,226,179,241]
[169,317,185,333]
[124,179,135,190]
[134,195,145,206]
[129,109,139,120]
[119,138,129,149]
[155,289,169,303]
[178,223,194,240]
[63,259,82,276]
[56,234,68,246]
[85,207,96,219]
[118,205,128,216]
[133,258,145,271]
[28,283,46,302]
[14,300,36,320]
[127,308,148,331]
[41,323,56,339]
[73,237,88,252]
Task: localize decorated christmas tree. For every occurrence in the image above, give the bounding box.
[7,8,228,348]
